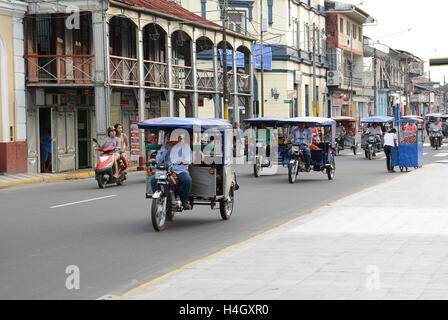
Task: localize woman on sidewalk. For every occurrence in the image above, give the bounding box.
[384,128,398,173]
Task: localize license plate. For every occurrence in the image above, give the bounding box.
[256,142,265,147]
[292,147,300,152]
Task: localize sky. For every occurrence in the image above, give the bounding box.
[344,0,448,83]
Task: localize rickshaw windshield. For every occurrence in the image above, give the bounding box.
[138,118,233,166]
[281,117,337,146]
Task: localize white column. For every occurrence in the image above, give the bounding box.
[0,35,9,142]
[191,30,198,118]
[92,10,110,139]
[213,35,220,118]
[232,43,239,124]
[166,23,174,116]
[137,24,146,168]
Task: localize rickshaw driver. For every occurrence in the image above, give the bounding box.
[287,123,313,171]
[151,132,193,210]
[366,123,383,149]
[335,122,346,148]
[429,118,443,146]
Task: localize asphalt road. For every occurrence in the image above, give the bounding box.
[0,143,446,299]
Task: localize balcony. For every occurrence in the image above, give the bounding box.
[25,54,94,84]
[172,65,194,90]
[196,68,215,91]
[109,55,138,86]
[144,60,168,88]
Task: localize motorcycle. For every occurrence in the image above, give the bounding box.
[364,134,381,160]
[287,143,310,184]
[430,128,442,150]
[148,161,192,230]
[93,138,129,189]
[335,134,344,156]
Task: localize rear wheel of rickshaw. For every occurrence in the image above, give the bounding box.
[220,187,234,220]
[288,161,298,184]
[353,146,358,155]
[151,196,167,232]
[400,167,404,172]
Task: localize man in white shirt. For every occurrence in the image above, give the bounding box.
[383,128,398,173]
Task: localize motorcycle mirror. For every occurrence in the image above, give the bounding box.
[92,138,98,144]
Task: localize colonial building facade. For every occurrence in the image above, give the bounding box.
[24,0,253,173]
[182,0,329,119]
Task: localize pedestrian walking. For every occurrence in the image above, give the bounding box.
[384,128,398,173]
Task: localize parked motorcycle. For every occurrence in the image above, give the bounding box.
[430,128,442,150]
[93,138,129,188]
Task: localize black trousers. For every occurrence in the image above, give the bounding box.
[384,145,393,171]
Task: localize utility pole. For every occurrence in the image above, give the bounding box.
[444,76,446,113]
[260,0,265,117]
[222,0,229,120]
[373,46,377,116]
[350,23,353,118]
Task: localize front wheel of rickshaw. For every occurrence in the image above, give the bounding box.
[288,161,298,184]
[151,196,167,232]
[220,187,234,220]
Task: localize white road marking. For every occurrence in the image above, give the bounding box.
[424,143,430,147]
[434,153,448,158]
[50,195,117,209]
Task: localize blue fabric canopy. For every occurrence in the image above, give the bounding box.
[282,117,337,127]
[244,117,289,126]
[361,116,395,123]
[398,119,424,123]
[138,118,232,131]
[425,113,442,118]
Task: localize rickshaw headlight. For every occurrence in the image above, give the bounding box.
[209,169,215,175]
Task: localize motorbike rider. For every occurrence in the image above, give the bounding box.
[114,123,129,172]
[430,118,443,146]
[101,126,121,179]
[287,123,313,171]
[151,132,193,210]
[366,123,383,150]
[335,123,346,148]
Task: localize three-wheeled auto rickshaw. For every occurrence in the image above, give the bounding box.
[138,118,239,232]
[361,116,394,160]
[392,118,424,172]
[243,117,289,177]
[332,116,360,155]
[281,117,336,183]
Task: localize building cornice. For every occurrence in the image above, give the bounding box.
[0,0,28,18]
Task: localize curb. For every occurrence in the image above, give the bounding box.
[0,166,140,189]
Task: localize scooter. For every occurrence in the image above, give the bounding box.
[93,138,129,188]
[430,128,442,150]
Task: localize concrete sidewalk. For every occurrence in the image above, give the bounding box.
[0,166,139,188]
[117,163,448,300]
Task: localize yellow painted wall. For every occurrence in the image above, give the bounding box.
[0,14,15,142]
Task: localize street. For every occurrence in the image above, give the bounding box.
[0,144,445,300]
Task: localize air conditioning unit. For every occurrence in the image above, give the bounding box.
[327,70,341,87]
